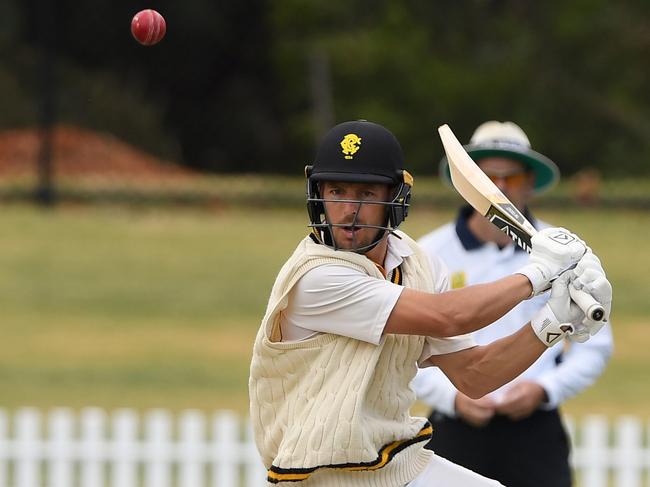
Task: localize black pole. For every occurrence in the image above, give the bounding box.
[35,0,56,206]
[309,46,335,144]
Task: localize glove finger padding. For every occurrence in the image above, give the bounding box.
[571,270,613,322]
[567,322,591,343]
[516,227,588,297]
[582,318,606,337]
[547,271,574,316]
[573,252,604,277]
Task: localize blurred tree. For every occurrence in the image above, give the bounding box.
[270,0,650,177]
[1,0,648,176]
[0,0,38,126]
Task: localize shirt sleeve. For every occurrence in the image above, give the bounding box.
[411,366,458,417]
[418,335,476,366]
[535,322,614,409]
[283,264,405,344]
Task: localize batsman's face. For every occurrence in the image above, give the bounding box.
[478,157,535,210]
[320,181,391,250]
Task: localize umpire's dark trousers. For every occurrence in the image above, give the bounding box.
[426,409,572,487]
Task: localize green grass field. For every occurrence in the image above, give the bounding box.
[0,203,647,417]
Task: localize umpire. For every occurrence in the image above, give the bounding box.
[412,121,614,487]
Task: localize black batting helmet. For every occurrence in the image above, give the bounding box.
[305,120,413,252]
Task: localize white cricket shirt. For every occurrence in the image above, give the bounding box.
[411,207,613,415]
[280,233,476,363]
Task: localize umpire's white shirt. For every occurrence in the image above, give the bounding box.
[412,208,613,416]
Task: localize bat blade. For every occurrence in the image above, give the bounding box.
[438,124,536,251]
[437,124,605,322]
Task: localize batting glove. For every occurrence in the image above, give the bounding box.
[566,321,591,343]
[531,271,584,347]
[571,252,612,336]
[517,227,588,297]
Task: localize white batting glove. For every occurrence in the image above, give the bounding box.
[517,227,588,297]
[571,253,612,336]
[531,272,584,347]
[567,321,591,343]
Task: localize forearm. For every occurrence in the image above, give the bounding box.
[432,325,546,399]
[386,273,532,337]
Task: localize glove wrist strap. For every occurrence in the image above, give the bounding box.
[516,264,552,298]
[531,304,571,347]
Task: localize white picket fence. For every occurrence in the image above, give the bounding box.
[565,415,650,487]
[0,409,647,487]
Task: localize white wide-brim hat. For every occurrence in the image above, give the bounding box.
[440,121,560,194]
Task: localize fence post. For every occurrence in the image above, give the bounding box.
[143,409,172,487]
[179,410,205,487]
[212,410,239,487]
[614,415,643,487]
[47,408,75,487]
[80,408,107,487]
[111,409,139,487]
[580,415,609,487]
[0,409,7,487]
[564,415,576,470]
[244,416,266,487]
[15,408,41,487]
[646,418,650,483]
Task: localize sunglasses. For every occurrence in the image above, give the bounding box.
[484,171,531,188]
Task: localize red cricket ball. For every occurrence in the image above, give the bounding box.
[131,9,166,46]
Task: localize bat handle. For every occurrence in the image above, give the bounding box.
[569,287,605,322]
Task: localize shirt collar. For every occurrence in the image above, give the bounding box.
[384,233,414,273]
[455,205,537,252]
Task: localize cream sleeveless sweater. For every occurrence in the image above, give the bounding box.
[249,231,435,486]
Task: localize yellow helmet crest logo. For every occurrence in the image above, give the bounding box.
[340,133,362,159]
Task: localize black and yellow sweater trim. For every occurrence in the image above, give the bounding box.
[266,422,433,483]
[390,264,403,285]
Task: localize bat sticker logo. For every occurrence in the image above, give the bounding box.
[487,209,532,253]
[500,203,525,225]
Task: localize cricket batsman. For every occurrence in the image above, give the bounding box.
[249,120,612,486]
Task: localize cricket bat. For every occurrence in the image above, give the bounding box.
[437,124,605,322]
